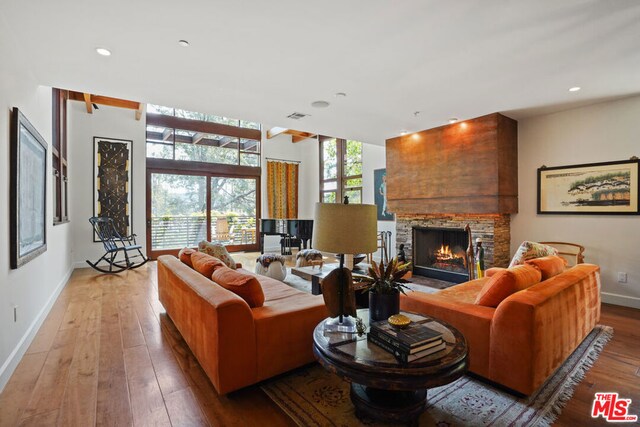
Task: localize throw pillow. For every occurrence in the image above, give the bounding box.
[178,247,196,268]
[474,264,541,308]
[211,267,265,308]
[198,240,237,269]
[191,251,226,278]
[508,241,559,268]
[525,255,567,280]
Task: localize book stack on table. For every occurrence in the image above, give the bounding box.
[368,318,445,363]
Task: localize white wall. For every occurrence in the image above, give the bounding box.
[362,143,396,261]
[0,27,73,389]
[67,103,146,266]
[512,95,640,308]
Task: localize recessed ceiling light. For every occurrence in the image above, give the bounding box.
[95,47,111,56]
[335,92,347,98]
[311,100,330,108]
[569,86,581,92]
[178,40,190,47]
[448,118,458,124]
[400,131,408,136]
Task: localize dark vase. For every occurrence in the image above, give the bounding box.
[369,289,400,321]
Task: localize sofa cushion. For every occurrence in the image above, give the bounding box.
[509,241,559,268]
[437,278,489,304]
[211,266,265,308]
[475,264,541,307]
[525,255,567,280]
[178,247,196,267]
[191,251,226,278]
[198,240,237,269]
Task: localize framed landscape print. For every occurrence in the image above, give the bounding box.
[10,108,48,269]
[93,136,133,241]
[374,168,395,221]
[537,159,639,215]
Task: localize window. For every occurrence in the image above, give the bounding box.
[145,104,262,257]
[146,104,261,167]
[319,136,362,203]
[52,88,69,223]
[147,104,260,130]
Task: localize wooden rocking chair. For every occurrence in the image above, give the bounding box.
[86,217,149,273]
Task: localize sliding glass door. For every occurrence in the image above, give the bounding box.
[147,171,259,259]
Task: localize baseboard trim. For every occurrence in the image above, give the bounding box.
[601,291,640,309]
[0,264,74,392]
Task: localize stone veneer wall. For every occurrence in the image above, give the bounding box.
[396,214,511,268]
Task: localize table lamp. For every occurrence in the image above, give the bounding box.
[312,201,377,332]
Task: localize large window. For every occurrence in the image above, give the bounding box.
[145,104,261,258]
[52,88,69,224]
[319,136,362,203]
[146,104,261,167]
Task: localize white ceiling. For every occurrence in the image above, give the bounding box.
[2,0,640,145]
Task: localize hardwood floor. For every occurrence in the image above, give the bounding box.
[0,262,293,427]
[0,256,638,426]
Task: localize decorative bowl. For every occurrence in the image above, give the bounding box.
[387,314,411,329]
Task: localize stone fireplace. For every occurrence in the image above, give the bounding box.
[397,214,511,278]
[385,113,518,280]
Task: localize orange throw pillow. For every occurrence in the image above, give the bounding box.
[211,267,265,308]
[474,264,541,308]
[525,255,567,280]
[178,247,196,268]
[191,252,226,278]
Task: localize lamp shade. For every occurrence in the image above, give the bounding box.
[312,203,378,254]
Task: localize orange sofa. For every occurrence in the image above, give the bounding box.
[157,255,328,394]
[401,262,601,395]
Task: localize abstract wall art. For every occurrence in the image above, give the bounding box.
[93,137,133,240]
[10,108,48,269]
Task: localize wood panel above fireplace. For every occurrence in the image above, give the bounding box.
[385,112,518,214]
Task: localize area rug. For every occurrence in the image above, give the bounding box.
[261,325,613,427]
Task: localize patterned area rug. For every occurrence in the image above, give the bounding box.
[262,325,613,426]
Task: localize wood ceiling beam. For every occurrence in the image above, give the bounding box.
[83,93,93,114]
[135,103,143,121]
[266,127,288,139]
[69,91,142,119]
[266,126,317,143]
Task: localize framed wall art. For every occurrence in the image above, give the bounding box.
[10,108,48,269]
[537,158,639,215]
[374,168,395,221]
[93,136,133,241]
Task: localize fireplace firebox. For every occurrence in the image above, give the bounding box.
[412,226,470,283]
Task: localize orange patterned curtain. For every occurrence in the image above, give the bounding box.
[267,160,299,218]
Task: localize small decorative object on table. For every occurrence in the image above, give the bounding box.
[387,313,411,329]
[358,257,412,321]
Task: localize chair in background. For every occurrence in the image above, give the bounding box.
[87,217,148,273]
[540,242,585,267]
[215,217,232,242]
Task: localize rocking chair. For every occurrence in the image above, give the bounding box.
[86,217,149,273]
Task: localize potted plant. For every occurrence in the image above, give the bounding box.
[358,258,412,321]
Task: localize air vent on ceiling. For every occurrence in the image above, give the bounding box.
[287,112,309,120]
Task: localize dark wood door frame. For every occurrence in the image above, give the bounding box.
[146,165,261,259]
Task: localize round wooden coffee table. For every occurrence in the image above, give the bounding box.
[312,310,468,424]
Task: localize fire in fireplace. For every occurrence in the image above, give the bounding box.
[412,226,470,283]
